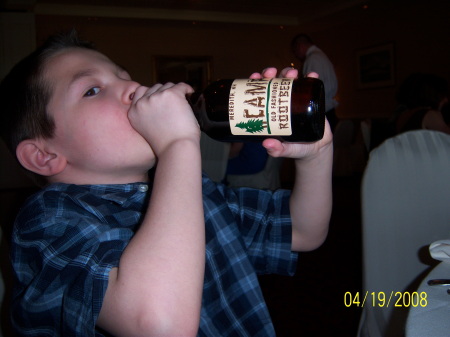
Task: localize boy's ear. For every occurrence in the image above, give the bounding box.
[16,139,67,177]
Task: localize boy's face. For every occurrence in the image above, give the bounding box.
[43,48,155,184]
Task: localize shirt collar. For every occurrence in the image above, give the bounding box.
[45,182,150,206]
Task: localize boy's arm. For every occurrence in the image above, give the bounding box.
[252,68,333,252]
[98,82,205,336]
[287,135,333,251]
[264,121,333,252]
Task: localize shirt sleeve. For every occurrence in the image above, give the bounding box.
[10,189,133,336]
[203,176,298,276]
[231,187,298,275]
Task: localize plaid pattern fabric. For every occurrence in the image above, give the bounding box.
[11,175,297,336]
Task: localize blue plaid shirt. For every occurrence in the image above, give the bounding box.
[11,174,297,336]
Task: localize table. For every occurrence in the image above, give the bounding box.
[405,262,450,337]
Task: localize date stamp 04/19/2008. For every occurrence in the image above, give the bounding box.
[344,291,428,308]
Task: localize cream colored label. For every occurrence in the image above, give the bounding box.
[229,78,293,136]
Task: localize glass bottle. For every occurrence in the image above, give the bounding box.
[190,77,325,142]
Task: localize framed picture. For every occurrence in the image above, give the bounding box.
[356,43,395,89]
[152,56,212,92]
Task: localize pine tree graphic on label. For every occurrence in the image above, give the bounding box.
[235,119,267,134]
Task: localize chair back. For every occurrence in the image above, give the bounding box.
[358,130,450,337]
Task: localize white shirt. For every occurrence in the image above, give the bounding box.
[302,45,338,112]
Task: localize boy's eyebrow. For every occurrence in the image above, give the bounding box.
[69,68,98,88]
[69,64,127,88]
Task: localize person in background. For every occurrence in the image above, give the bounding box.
[441,102,450,126]
[395,72,450,134]
[224,141,284,190]
[0,30,333,336]
[226,142,268,177]
[291,33,339,131]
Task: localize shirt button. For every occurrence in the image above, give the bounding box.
[138,184,148,192]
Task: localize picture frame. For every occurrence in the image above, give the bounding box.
[356,43,395,89]
[152,56,212,92]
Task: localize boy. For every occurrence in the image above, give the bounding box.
[0,31,333,336]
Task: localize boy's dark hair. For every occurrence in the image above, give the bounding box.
[0,29,95,155]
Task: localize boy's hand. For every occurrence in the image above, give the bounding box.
[128,82,200,155]
[252,68,333,252]
[250,67,333,161]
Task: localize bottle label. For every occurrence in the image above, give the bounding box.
[229,78,293,136]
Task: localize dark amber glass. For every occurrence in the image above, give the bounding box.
[191,77,325,142]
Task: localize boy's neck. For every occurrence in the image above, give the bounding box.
[48,171,151,185]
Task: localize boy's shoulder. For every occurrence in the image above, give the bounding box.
[26,182,150,200]
[14,182,149,230]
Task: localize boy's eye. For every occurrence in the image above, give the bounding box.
[84,87,100,97]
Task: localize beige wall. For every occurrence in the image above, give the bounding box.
[36,15,299,86]
[34,0,450,121]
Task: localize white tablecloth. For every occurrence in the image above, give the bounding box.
[406,262,450,337]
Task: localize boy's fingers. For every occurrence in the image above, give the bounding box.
[175,82,195,95]
[306,71,319,79]
[249,72,262,79]
[262,138,284,157]
[144,82,174,97]
[251,67,299,80]
[260,67,278,79]
[132,85,152,102]
[280,67,298,79]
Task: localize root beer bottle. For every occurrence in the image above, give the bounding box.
[190,77,325,142]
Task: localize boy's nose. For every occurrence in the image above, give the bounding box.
[123,81,140,104]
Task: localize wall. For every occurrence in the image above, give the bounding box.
[34,0,450,121]
[307,0,450,119]
[1,1,448,187]
[35,15,299,86]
